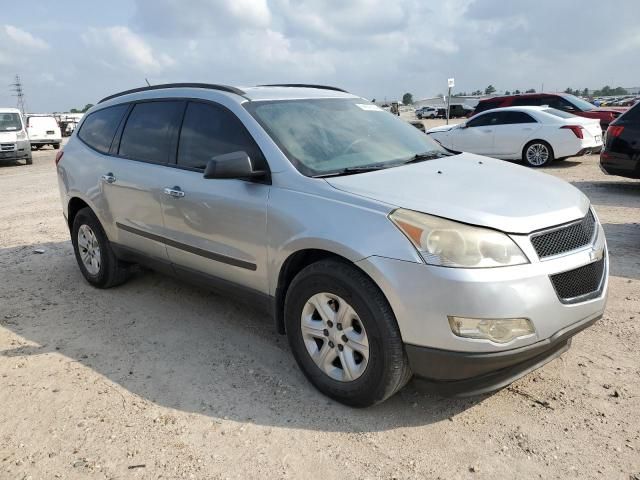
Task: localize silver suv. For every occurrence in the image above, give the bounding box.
[57,83,608,406]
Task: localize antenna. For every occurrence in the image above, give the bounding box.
[10,74,27,114]
[145,78,151,86]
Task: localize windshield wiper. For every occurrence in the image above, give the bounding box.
[314,164,390,178]
[401,151,452,164]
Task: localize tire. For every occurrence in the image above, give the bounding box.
[417,114,422,120]
[71,207,131,288]
[53,143,60,150]
[555,157,568,161]
[523,140,554,167]
[284,259,411,407]
[25,154,33,165]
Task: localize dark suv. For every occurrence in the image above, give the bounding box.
[472,93,627,130]
[600,102,640,179]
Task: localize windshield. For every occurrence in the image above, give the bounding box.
[565,94,595,111]
[245,98,450,176]
[0,113,23,132]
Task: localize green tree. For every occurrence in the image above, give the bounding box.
[484,85,496,95]
[564,87,574,95]
[582,88,589,97]
[514,89,521,94]
[82,103,94,112]
[505,90,511,95]
[525,88,536,93]
[402,92,414,105]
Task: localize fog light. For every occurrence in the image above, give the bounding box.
[448,316,535,344]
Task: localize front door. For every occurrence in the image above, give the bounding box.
[453,112,496,154]
[159,101,270,294]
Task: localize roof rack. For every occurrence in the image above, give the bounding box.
[257,83,348,93]
[98,83,245,104]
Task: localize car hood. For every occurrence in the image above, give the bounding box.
[325,153,589,234]
[0,131,19,142]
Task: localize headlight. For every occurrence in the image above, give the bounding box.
[448,316,535,343]
[389,209,528,268]
[17,130,27,140]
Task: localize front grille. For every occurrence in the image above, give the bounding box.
[531,210,596,259]
[550,257,605,303]
[1,143,16,152]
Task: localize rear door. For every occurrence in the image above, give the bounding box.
[159,101,270,293]
[492,111,540,156]
[452,112,496,154]
[102,100,185,261]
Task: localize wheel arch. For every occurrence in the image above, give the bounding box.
[67,196,92,231]
[273,248,390,335]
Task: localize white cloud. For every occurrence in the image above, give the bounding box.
[81,26,175,73]
[4,25,50,50]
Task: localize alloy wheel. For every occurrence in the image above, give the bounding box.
[526,143,550,166]
[77,224,101,275]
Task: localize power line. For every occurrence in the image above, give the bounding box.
[10,74,27,114]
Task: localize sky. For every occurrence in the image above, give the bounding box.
[1,0,639,112]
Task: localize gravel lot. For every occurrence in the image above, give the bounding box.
[1,130,639,479]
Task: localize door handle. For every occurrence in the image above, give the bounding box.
[101,173,116,184]
[482,129,493,133]
[163,186,185,198]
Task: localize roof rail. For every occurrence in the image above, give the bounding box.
[257,83,348,93]
[98,83,245,104]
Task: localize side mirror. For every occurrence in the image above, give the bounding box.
[458,122,468,129]
[203,151,265,180]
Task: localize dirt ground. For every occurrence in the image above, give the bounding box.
[1,130,639,480]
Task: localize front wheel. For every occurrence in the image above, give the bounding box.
[284,260,411,407]
[25,154,33,165]
[523,140,554,167]
[53,143,61,150]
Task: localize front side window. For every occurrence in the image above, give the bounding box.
[563,94,595,112]
[0,113,23,132]
[119,101,183,164]
[467,113,495,127]
[178,102,264,170]
[78,105,128,154]
[245,98,450,176]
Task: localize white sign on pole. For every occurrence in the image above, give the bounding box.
[448,78,455,88]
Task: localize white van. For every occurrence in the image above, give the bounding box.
[0,108,32,165]
[26,115,62,149]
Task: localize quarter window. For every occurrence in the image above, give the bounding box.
[177,102,264,170]
[119,101,183,164]
[78,105,128,154]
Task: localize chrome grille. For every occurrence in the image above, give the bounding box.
[550,257,605,304]
[531,211,596,259]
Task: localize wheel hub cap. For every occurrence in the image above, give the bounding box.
[301,293,370,382]
[77,224,101,275]
[526,144,549,165]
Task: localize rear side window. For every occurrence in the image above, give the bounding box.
[78,105,128,154]
[177,102,264,170]
[503,111,537,124]
[619,103,640,123]
[119,101,184,164]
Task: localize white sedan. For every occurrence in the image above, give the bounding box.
[426,106,603,167]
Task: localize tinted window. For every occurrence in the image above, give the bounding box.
[503,111,537,124]
[544,96,575,111]
[467,113,496,127]
[178,102,263,170]
[119,101,183,164]
[474,100,502,113]
[78,105,127,153]
[512,96,543,107]
[619,103,640,123]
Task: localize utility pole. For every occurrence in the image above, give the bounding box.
[10,74,27,115]
[446,78,455,125]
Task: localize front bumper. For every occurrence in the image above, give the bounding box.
[600,151,640,179]
[30,137,61,145]
[0,140,31,161]
[406,313,600,396]
[355,220,608,393]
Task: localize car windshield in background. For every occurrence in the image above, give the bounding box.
[565,94,595,111]
[542,108,576,119]
[0,113,22,132]
[245,98,451,176]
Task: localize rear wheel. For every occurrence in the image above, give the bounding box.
[523,140,554,167]
[53,143,60,150]
[284,260,411,407]
[71,207,131,288]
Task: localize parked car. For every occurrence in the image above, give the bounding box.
[0,108,32,165]
[57,83,608,406]
[427,106,603,167]
[600,101,640,179]
[435,104,472,119]
[26,115,62,150]
[472,93,627,131]
[416,106,438,119]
